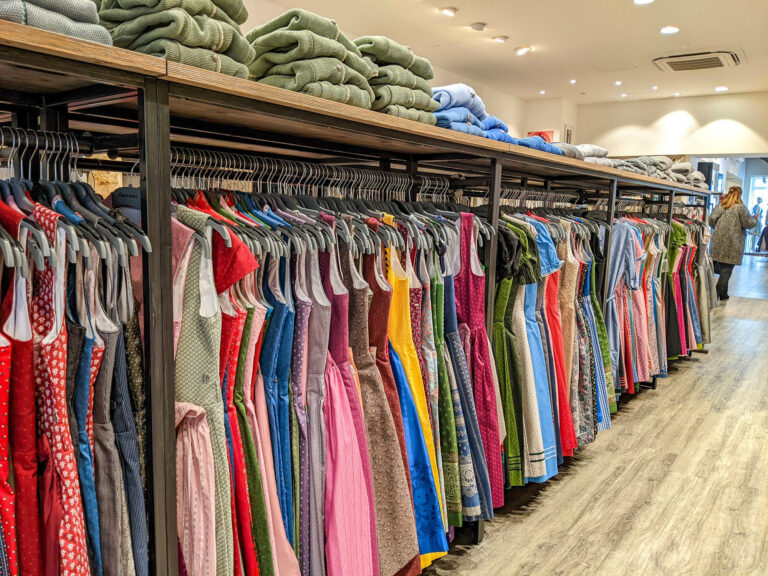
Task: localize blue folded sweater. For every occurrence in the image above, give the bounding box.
[486,128,517,144]
[481,115,508,132]
[432,83,487,120]
[433,106,485,129]
[516,136,564,155]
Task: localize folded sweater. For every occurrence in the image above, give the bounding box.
[368,64,432,95]
[0,0,113,44]
[486,128,517,144]
[107,0,247,25]
[434,106,484,130]
[576,143,608,158]
[266,80,372,109]
[441,122,486,138]
[552,142,585,160]
[432,84,487,120]
[516,136,563,155]
[355,35,434,80]
[258,57,372,97]
[24,0,100,23]
[481,115,508,132]
[245,9,357,53]
[585,157,615,167]
[99,0,240,29]
[108,8,254,65]
[248,29,372,80]
[671,161,693,175]
[372,85,438,112]
[381,105,436,125]
[135,39,248,77]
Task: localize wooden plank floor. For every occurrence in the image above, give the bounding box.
[427,265,768,576]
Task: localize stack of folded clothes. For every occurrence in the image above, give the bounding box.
[0,0,112,44]
[687,170,708,189]
[515,135,564,155]
[98,0,253,78]
[247,10,375,109]
[355,35,437,122]
[552,142,585,160]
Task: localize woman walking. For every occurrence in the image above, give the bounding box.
[710,186,759,300]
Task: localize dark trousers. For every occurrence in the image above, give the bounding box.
[715,262,735,299]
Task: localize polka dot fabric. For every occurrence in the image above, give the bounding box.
[32,204,90,575]
[0,337,18,576]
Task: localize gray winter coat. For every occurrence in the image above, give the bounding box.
[710,203,759,265]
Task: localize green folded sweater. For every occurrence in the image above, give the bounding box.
[108,8,254,65]
[381,105,436,125]
[245,9,358,54]
[259,79,372,109]
[248,29,372,80]
[135,39,248,77]
[258,57,372,99]
[355,35,434,80]
[106,0,247,25]
[372,85,438,112]
[369,64,433,94]
[99,0,239,30]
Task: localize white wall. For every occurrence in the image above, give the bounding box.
[522,98,579,142]
[577,92,768,157]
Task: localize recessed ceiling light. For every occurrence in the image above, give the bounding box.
[621,93,628,98]
[570,79,577,84]
[515,45,531,55]
[615,81,623,86]
[715,86,729,92]
[660,25,680,34]
[493,36,510,44]
[634,0,655,4]
[674,92,681,97]
[539,90,547,95]
[440,7,457,17]
[469,22,486,31]
[652,85,659,91]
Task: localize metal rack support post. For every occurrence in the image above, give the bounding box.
[601,179,618,310]
[139,78,177,576]
[485,156,502,337]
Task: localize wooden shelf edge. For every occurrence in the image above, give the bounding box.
[0,20,166,77]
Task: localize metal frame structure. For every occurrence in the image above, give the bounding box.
[0,30,716,564]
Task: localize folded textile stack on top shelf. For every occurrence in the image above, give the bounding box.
[355,35,437,123]
[672,162,709,189]
[247,10,375,109]
[432,83,562,154]
[0,0,112,45]
[580,146,705,186]
[98,0,253,77]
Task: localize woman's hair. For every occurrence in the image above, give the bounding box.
[720,186,744,210]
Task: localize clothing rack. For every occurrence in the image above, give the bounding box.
[0,22,718,569]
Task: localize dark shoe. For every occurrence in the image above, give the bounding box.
[721,296,730,301]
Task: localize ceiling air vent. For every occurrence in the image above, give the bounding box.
[653,51,740,72]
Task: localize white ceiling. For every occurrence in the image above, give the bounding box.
[243,0,768,104]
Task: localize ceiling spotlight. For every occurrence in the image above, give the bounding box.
[634,0,655,4]
[539,90,547,95]
[440,7,457,17]
[470,22,486,31]
[615,81,623,86]
[621,93,628,98]
[570,79,577,84]
[660,25,680,34]
[515,45,531,55]
[715,86,729,92]
[674,92,681,97]
[494,36,510,44]
[652,85,659,91]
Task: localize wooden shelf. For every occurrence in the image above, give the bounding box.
[0,21,713,196]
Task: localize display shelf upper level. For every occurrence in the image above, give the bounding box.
[0,21,712,196]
